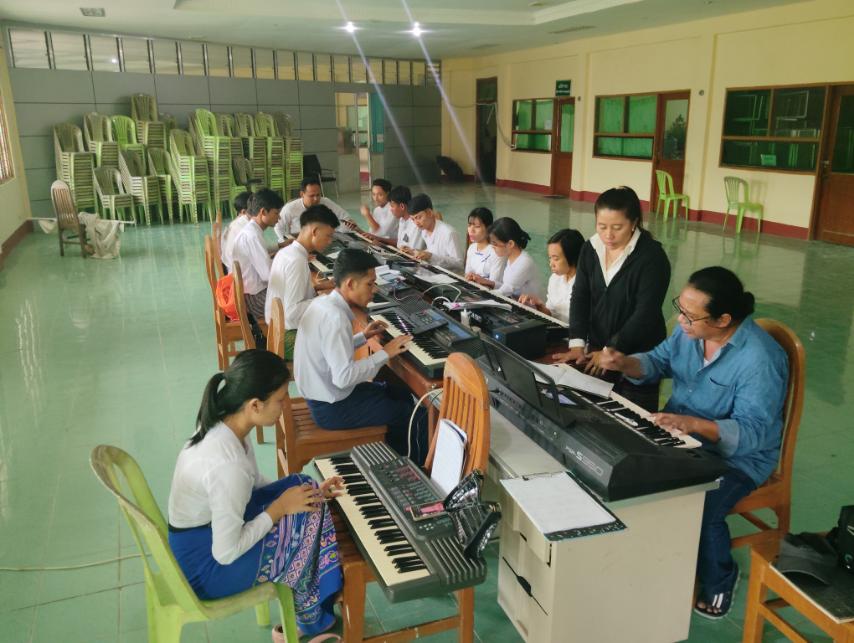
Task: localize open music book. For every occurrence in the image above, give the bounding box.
[527,361,615,398]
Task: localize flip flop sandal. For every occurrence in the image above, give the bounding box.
[693,567,740,620]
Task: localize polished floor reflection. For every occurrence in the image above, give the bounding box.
[0,183,851,642]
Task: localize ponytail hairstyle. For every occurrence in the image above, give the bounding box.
[488,217,531,249]
[594,186,644,230]
[688,266,755,324]
[547,228,585,268]
[191,349,289,446]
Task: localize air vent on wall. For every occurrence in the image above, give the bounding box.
[549,25,595,35]
[80,7,106,17]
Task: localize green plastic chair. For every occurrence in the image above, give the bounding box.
[192,108,232,209]
[147,148,175,223]
[90,445,299,643]
[119,148,164,225]
[236,112,268,186]
[111,116,146,158]
[255,112,286,196]
[83,112,119,169]
[654,170,689,221]
[94,167,135,221]
[53,122,96,211]
[169,129,214,223]
[723,176,764,234]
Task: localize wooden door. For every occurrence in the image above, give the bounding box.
[550,98,575,197]
[651,91,690,208]
[815,85,854,245]
[476,77,497,184]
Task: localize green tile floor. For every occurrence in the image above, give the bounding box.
[1,182,852,642]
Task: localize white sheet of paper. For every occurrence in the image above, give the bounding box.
[413,268,457,285]
[444,299,513,312]
[430,419,467,496]
[501,472,616,535]
[527,360,614,398]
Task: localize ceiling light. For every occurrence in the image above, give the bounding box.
[343,21,357,33]
[110,57,118,64]
[80,7,105,17]
[410,22,423,38]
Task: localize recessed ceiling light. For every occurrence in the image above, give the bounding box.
[409,22,423,38]
[80,7,105,17]
[343,21,357,33]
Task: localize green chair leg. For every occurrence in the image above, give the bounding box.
[255,601,271,627]
[275,584,300,643]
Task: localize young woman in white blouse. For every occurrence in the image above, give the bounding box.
[488,217,545,300]
[519,228,584,323]
[464,207,506,286]
[168,350,344,636]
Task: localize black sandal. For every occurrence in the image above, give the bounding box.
[693,567,740,620]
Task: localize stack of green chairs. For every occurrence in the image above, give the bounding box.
[235,113,268,187]
[168,129,213,224]
[273,111,295,139]
[83,112,119,169]
[254,112,285,196]
[111,115,146,158]
[216,113,244,162]
[285,136,304,199]
[53,122,96,211]
[119,148,164,225]
[191,108,232,211]
[94,167,135,222]
[147,148,175,223]
[131,94,166,150]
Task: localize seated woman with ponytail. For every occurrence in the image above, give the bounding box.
[597,267,788,621]
[488,217,544,300]
[168,349,344,636]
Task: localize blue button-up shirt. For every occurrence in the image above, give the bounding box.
[629,318,788,486]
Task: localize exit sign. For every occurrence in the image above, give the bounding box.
[555,80,571,96]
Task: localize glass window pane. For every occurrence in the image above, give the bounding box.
[627,95,656,134]
[595,136,653,158]
[207,44,229,77]
[412,61,426,86]
[89,35,120,72]
[314,54,331,82]
[515,133,551,151]
[254,49,274,79]
[368,59,382,84]
[724,90,770,136]
[662,98,689,161]
[153,40,179,74]
[296,52,314,81]
[831,94,854,173]
[398,60,411,85]
[514,100,533,131]
[772,87,825,137]
[721,140,818,171]
[276,50,295,80]
[597,97,625,133]
[179,41,203,75]
[9,29,49,69]
[559,103,574,153]
[383,60,397,85]
[122,37,150,73]
[50,32,87,71]
[351,58,367,83]
[477,79,497,102]
[231,46,252,78]
[332,55,349,83]
[534,99,554,131]
[426,62,440,85]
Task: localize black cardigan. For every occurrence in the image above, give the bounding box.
[568,229,671,354]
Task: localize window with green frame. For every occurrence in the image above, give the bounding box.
[720,86,826,172]
[594,94,656,159]
[512,98,554,152]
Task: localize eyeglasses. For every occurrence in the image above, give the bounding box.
[671,296,711,326]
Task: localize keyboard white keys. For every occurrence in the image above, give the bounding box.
[315,457,430,588]
[607,390,703,449]
[369,313,447,369]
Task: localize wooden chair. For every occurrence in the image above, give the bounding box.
[337,352,490,643]
[212,210,224,280]
[728,318,805,548]
[50,180,88,258]
[266,296,386,477]
[203,235,242,370]
[742,540,854,642]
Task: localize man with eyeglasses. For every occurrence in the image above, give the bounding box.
[598,266,788,622]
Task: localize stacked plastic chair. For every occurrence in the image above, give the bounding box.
[254,112,285,196]
[111,115,146,158]
[131,94,166,150]
[235,113,268,187]
[94,167,134,222]
[168,129,213,224]
[53,123,96,211]
[147,148,175,223]
[191,108,232,211]
[83,112,119,169]
[273,111,295,139]
[215,113,244,162]
[285,136,304,198]
[119,148,164,225]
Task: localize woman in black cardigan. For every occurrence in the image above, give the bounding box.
[554,186,671,411]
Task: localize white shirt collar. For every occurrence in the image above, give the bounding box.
[329,288,355,322]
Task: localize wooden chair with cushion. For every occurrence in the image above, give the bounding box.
[203,235,242,370]
[266,296,386,477]
[337,352,490,643]
[50,180,88,258]
[728,318,805,548]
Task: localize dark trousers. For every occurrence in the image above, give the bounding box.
[243,290,267,346]
[306,381,429,465]
[697,467,756,597]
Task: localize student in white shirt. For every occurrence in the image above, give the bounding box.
[360,178,398,239]
[488,217,545,300]
[220,191,251,274]
[404,193,464,274]
[294,248,429,462]
[362,185,424,250]
[464,207,505,287]
[168,349,343,636]
[519,228,584,323]
[265,204,339,358]
[231,189,284,329]
[274,177,355,241]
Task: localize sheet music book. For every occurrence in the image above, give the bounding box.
[430,419,467,496]
[527,361,614,398]
[501,472,625,541]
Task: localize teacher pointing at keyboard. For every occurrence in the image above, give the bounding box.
[596,266,788,621]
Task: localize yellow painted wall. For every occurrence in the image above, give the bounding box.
[0,40,31,249]
[441,0,854,232]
